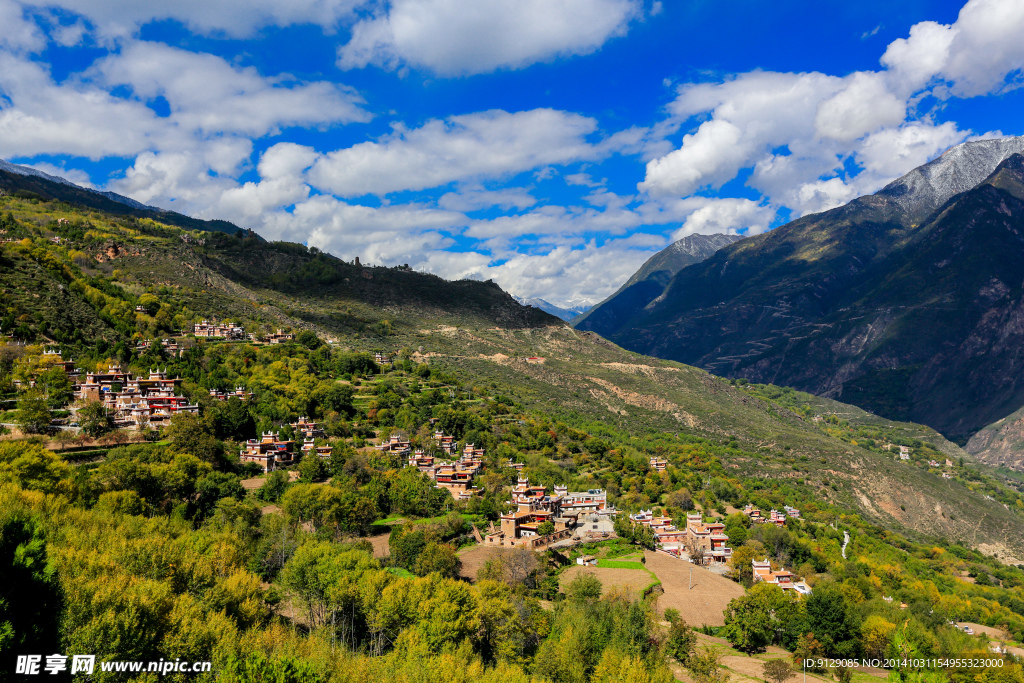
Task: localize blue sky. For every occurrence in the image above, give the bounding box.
[1,0,1023,307]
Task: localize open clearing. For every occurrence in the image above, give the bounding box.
[359,533,391,559]
[644,550,745,627]
[957,622,1007,639]
[559,566,654,595]
[457,545,505,581]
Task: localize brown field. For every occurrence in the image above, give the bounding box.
[559,566,654,595]
[643,550,745,627]
[957,622,1007,639]
[456,545,505,581]
[359,533,391,559]
[241,476,266,491]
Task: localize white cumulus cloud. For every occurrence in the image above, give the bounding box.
[337,0,641,76]
[0,0,44,51]
[17,0,368,39]
[93,41,371,138]
[671,198,775,240]
[308,108,603,196]
[881,0,1024,98]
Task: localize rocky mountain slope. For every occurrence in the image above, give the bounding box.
[876,135,1024,224]
[967,405,1024,471]
[579,140,1024,444]
[573,232,742,332]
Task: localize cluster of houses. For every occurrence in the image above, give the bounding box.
[383,425,622,550]
[391,430,489,501]
[186,321,297,345]
[887,444,957,479]
[209,386,253,401]
[928,458,956,479]
[15,350,216,428]
[135,338,182,357]
[262,330,295,344]
[192,320,245,340]
[629,510,733,564]
[649,457,669,472]
[741,503,800,526]
[12,348,75,388]
[752,558,813,594]
[482,478,617,550]
[239,417,333,471]
[71,361,200,426]
[139,324,297,347]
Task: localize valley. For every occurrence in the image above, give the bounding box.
[3,160,1024,682]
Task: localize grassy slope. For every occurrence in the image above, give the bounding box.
[0,194,555,346]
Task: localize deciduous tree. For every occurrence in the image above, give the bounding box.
[16,390,51,434]
[764,659,795,683]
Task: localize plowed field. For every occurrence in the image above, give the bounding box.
[643,550,745,627]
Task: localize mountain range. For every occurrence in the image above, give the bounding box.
[0,159,246,236]
[572,232,743,329]
[576,135,1024,447]
[514,296,592,321]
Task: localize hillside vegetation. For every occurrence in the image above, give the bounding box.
[5,192,1024,681]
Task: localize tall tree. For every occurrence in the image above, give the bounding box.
[16,390,51,434]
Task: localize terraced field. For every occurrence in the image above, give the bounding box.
[559,565,655,595]
[644,550,745,627]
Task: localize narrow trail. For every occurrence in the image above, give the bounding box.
[842,530,850,559]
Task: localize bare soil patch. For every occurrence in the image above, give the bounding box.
[721,655,838,683]
[241,476,266,491]
[644,550,745,627]
[958,622,1008,639]
[559,566,653,595]
[357,533,391,559]
[456,545,506,581]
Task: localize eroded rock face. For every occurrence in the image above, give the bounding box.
[94,242,142,261]
[590,146,1024,443]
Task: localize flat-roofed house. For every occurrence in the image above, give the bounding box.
[291,417,326,440]
[240,432,297,472]
[752,558,812,594]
